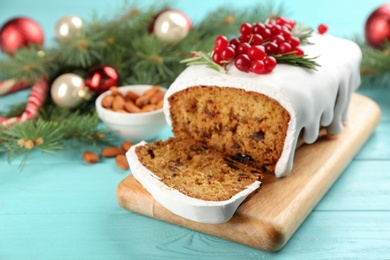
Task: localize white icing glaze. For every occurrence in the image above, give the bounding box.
[126,142,261,224]
[164,33,362,178]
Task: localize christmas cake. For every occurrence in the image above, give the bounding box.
[126,25,362,223]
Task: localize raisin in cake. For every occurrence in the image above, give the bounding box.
[126,33,362,223]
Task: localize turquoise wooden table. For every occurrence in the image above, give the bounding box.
[1,0,390,259]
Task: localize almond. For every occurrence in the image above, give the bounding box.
[149,91,165,105]
[121,141,134,151]
[143,85,160,98]
[135,95,150,107]
[124,100,142,113]
[115,154,129,170]
[109,86,122,96]
[101,146,125,157]
[102,94,114,108]
[125,90,140,102]
[83,151,99,164]
[156,99,164,109]
[112,95,125,111]
[102,86,164,113]
[141,104,157,112]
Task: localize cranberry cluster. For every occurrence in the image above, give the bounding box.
[212,17,304,74]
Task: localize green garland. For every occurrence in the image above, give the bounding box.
[358,40,390,86]
[0,2,286,164]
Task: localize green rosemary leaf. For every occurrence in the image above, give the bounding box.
[272,53,320,70]
[181,51,226,73]
[292,23,314,45]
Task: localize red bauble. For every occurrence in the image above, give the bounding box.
[86,66,119,95]
[0,17,44,55]
[365,3,390,48]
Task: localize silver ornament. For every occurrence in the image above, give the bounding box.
[55,15,84,43]
[153,10,191,44]
[51,73,91,108]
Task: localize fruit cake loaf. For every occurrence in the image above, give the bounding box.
[164,33,361,178]
[126,31,361,223]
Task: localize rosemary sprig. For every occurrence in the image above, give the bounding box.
[292,23,314,45]
[181,51,320,73]
[180,51,226,73]
[271,52,320,70]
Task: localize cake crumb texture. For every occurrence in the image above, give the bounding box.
[168,86,290,172]
[135,137,263,201]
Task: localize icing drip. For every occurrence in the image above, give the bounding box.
[164,33,362,177]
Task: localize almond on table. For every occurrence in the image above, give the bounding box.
[101,146,125,157]
[121,141,134,151]
[115,154,129,170]
[83,151,99,164]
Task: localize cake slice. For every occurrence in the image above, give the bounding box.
[126,30,362,223]
[127,137,262,223]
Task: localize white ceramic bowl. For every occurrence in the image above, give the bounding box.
[95,85,167,142]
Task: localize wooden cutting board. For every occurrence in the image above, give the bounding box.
[116,93,381,252]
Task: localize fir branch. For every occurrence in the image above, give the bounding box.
[0,46,57,83]
[55,36,105,69]
[0,125,5,153]
[0,106,111,165]
[196,3,285,39]
[353,37,390,86]
[360,41,390,76]
[38,105,109,144]
[2,118,65,165]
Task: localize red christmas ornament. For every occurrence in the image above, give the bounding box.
[0,17,44,55]
[86,66,119,95]
[365,3,390,48]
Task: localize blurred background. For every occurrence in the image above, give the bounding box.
[0,0,388,46]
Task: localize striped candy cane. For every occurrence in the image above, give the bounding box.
[0,78,30,96]
[0,78,48,126]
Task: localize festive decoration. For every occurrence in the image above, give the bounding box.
[183,17,318,75]
[0,2,300,165]
[55,15,84,43]
[357,3,390,79]
[86,66,119,94]
[50,73,92,108]
[0,79,30,96]
[0,79,48,126]
[365,3,390,48]
[152,9,192,44]
[0,17,44,55]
